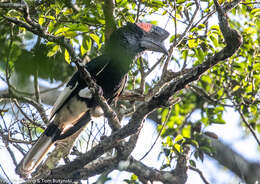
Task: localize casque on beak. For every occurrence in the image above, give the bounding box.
[137,23,169,55]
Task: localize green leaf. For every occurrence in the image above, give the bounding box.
[256,20,260,29]
[199,151,204,161]
[214,106,224,113]
[55,27,70,36]
[189,160,196,167]
[232,85,240,92]
[201,75,212,84]
[212,116,226,124]
[48,21,55,33]
[64,49,70,64]
[89,33,100,44]
[89,33,100,48]
[47,45,60,57]
[200,146,212,155]
[217,88,224,97]
[174,134,184,143]
[63,8,73,15]
[256,124,260,133]
[251,8,260,16]
[45,15,55,20]
[131,174,138,181]
[166,136,173,146]
[63,31,77,38]
[68,24,89,32]
[182,125,191,138]
[176,0,186,4]
[201,117,208,125]
[80,44,88,56]
[174,143,181,152]
[7,10,21,17]
[204,131,218,139]
[127,15,135,23]
[188,39,197,48]
[244,27,257,34]
[198,24,206,29]
[210,25,220,32]
[209,34,219,47]
[39,17,45,26]
[161,108,169,123]
[182,49,188,60]
[195,48,204,62]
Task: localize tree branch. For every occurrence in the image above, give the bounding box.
[0,2,25,9]
[102,0,116,42]
[237,108,260,146]
[206,135,260,184]
[189,166,210,184]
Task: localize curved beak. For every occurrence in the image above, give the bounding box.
[140,25,169,55]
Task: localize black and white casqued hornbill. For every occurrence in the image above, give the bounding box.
[16,22,169,176]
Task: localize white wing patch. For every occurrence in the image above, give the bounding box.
[78,87,92,98]
[49,82,78,120]
[95,62,108,76]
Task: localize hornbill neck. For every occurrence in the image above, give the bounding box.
[105,23,145,75]
[106,49,137,75]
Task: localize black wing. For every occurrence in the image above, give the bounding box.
[49,55,110,120]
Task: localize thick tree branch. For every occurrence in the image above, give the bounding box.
[123,157,187,184]
[207,136,260,184]
[102,0,116,42]
[0,2,25,9]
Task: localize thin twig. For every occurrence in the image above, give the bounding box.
[145,54,166,77]
[189,166,210,184]
[0,163,12,184]
[189,85,237,108]
[39,82,66,94]
[12,143,26,156]
[140,106,173,161]
[139,57,146,94]
[5,144,18,166]
[13,99,45,129]
[238,108,260,147]
[1,95,49,125]
[135,0,142,22]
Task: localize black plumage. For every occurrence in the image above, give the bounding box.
[16,22,169,176]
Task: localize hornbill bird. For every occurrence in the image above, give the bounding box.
[16,22,169,176]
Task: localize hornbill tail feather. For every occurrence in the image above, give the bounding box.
[16,112,91,176]
[16,123,61,177]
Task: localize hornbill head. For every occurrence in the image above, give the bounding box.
[106,22,169,57]
[136,22,169,55]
